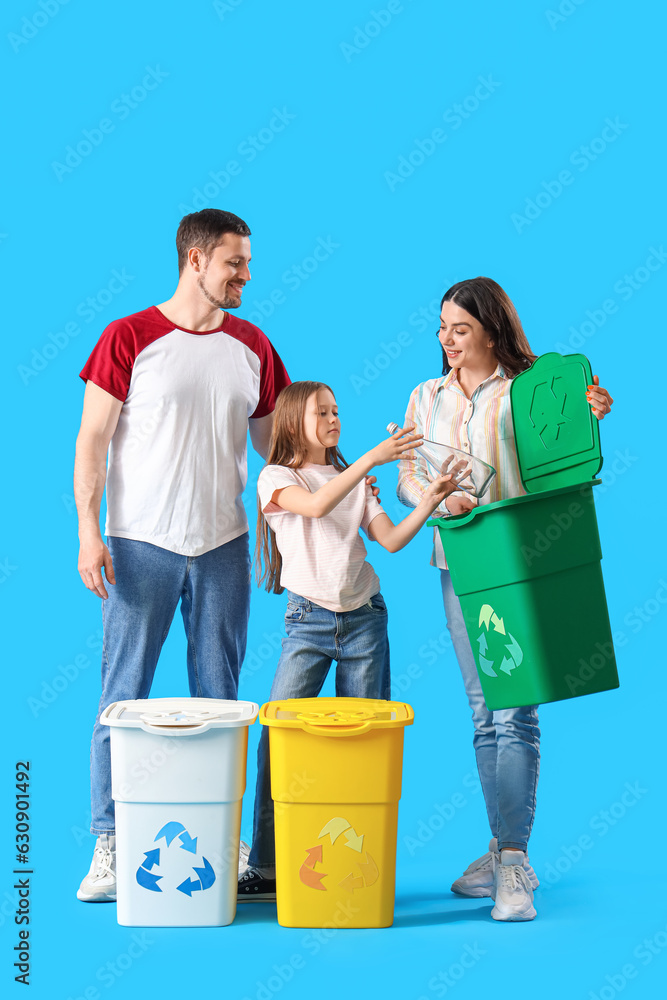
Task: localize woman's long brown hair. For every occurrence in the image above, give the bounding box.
[256,381,348,594]
[440,277,537,379]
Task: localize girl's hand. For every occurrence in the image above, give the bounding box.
[369,425,424,467]
[587,376,614,420]
[423,460,471,507]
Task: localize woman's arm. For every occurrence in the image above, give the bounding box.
[271,427,423,519]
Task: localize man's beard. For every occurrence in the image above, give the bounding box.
[197,272,241,310]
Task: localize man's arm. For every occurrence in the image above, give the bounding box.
[248,412,274,460]
[74,382,123,598]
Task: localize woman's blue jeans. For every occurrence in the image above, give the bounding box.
[89,533,251,834]
[247,590,391,870]
[441,570,540,853]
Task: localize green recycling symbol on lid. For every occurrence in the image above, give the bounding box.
[476,604,524,679]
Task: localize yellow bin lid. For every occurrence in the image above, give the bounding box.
[260,696,414,738]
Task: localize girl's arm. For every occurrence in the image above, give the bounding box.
[396,389,432,509]
[272,427,424,519]
[368,472,464,553]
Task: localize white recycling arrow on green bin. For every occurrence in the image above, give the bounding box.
[476,604,524,680]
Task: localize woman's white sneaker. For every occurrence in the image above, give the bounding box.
[451,838,500,897]
[451,838,539,898]
[77,834,117,902]
[491,849,536,921]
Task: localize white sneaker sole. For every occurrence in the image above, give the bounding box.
[451,881,493,898]
[77,888,117,902]
[490,901,536,921]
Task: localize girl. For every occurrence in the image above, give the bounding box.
[238,380,464,901]
[397,276,613,922]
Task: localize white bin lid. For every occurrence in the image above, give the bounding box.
[101,697,258,735]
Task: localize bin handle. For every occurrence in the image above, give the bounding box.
[294,710,376,738]
[298,720,374,737]
[137,709,223,736]
[138,721,217,736]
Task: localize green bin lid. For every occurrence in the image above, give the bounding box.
[510,352,602,493]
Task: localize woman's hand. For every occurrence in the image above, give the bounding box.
[369,425,424,467]
[445,494,477,516]
[587,375,614,420]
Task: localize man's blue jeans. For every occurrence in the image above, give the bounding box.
[441,570,540,853]
[247,590,391,871]
[90,533,251,834]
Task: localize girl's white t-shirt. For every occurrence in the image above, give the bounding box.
[257,463,386,612]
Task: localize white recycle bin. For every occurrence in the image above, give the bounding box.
[101,696,258,927]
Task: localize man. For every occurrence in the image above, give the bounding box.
[74,209,290,901]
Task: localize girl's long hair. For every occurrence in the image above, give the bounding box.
[256,381,348,594]
[440,277,537,379]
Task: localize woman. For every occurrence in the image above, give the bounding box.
[397,277,613,921]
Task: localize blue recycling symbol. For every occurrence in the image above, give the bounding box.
[135,821,216,896]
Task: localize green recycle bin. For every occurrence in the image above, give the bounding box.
[428,352,619,710]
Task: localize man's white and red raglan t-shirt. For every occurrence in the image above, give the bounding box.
[79,305,290,557]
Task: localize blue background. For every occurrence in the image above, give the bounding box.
[3,0,666,997]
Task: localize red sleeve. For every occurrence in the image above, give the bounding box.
[79,308,170,401]
[223,315,290,418]
[79,319,138,401]
[251,334,291,418]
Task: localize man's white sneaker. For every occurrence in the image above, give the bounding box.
[451,838,539,898]
[238,840,251,875]
[77,834,117,902]
[491,849,536,921]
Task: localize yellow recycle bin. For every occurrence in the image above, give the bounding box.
[262,696,414,928]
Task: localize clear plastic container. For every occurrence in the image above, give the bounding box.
[386,422,496,498]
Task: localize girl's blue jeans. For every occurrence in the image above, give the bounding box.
[441,570,540,852]
[247,590,391,870]
[89,532,251,834]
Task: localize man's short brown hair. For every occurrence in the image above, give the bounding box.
[176,209,251,274]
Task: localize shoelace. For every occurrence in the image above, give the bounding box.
[498,864,530,892]
[466,850,496,873]
[91,845,115,881]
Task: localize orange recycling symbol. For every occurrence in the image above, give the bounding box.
[299,817,379,893]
